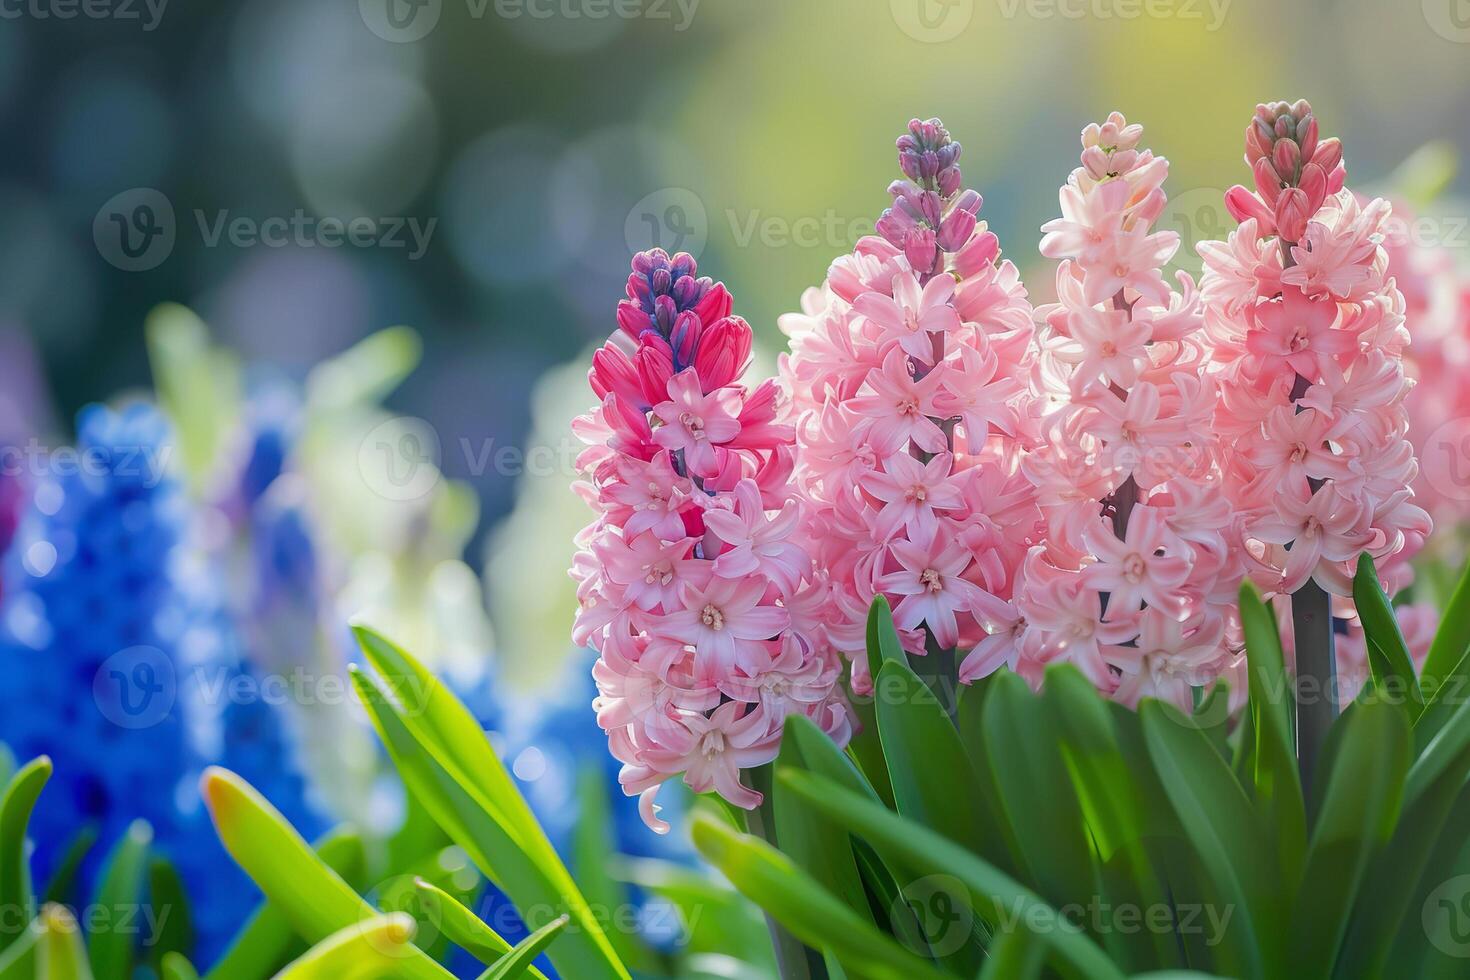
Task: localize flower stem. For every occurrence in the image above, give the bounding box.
[745,764,829,979]
[1279,240,1338,791]
[1291,576,1337,792]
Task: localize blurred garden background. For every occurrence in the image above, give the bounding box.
[0,0,1469,974]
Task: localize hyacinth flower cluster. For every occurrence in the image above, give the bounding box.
[1199,101,1431,698]
[778,118,1038,697]
[1011,113,1245,710]
[0,403,321,962]
[571,249,851,826]
[1378,198,1470,532]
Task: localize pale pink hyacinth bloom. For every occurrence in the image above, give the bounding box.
[573,249,852,831]
[779,118,1040,694]
[1199,103,1430,662]
[1376,197,1470,535]
[1014,112,1245,711]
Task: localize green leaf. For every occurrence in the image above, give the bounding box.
[147,857,193,973]
[411,879,549,980]
[1042,665,1177,971]
[976,928,1045,979]
[772,715,871,919]
[350,628,579,908]
[206,828,366,980]
[953,680,1022,881]
[306,327,422,412]
[1421,557,1470,693]
[160,952,200,980]
[1404,685,1470,810]
[1352,555,1423,715]
[610,856,774,973]
[1286,698,1410,978]
[88,819,152,979]
[1238,583,1307,887]
[777,769,1124,980]
[865,596,908,686]
[876,660,990,857]
[690,812,947,980]
[145,303,241,489]
[1335,739,1470,979]
[273,913,420,979]
[347,667,626,980]
[37,905,93,980]
[476,915,569,980]
[0,922,36,979]
[1140,700,1273,978]
[571,767,646,971]
[43,827,98,906]
[201,768,453,980]
[0,756,51,952]
[981,670,1095,910]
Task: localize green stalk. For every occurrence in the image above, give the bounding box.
[744,764,829,980]
[1280,240,1338,792]
[1292,575,1337,793]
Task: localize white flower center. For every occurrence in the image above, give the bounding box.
[701,603,726,631]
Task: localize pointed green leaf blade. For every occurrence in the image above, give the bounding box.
[690,812,946,980]
[87,819,152,979]
[201,769,453,980]
[476,915,569,980]
[0,756,50,953]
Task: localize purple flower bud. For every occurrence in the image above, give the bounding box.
[938,167,962,199]
[936,208,977,251]
[669,310,702,369]
[653,294,677,336]
[903,228,939,276]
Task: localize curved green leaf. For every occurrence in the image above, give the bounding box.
[777,769,1124,980]
[1140,700,1272,978]
[412,879,549,980]
[161,952,199,980]
[690,812,945,980]
[201,769,453,980]
[1352,555,1423,715]
[865,596,907,686]
[1238,583,1307,885]
[477,915,569,980]
[1286,699,1409,977]
[0,756,51,952]
[348,667,626,980]
[37,905,93,980]
[88,820,152,979]
[273,913,419,979]
[981,670,1095,910]
[206,829,366,980]
[1421,557,1470,692]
